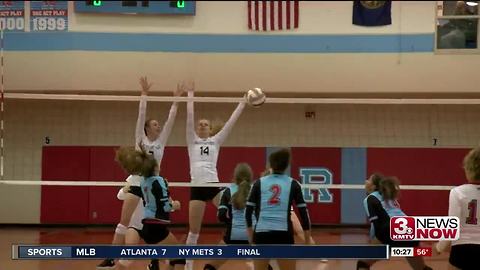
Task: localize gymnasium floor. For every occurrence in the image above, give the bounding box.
[0,226,449,270]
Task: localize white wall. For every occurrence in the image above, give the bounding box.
[7,52,480,93]
[8,1,476,94]
[68,1,434,34]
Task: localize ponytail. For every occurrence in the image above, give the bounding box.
[115,145,157,177]
[231,163,253,210]
[232,179,251,210]
[379,176,400,201]
[115,146,142,175]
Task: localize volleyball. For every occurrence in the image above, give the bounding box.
[246,88,266,107]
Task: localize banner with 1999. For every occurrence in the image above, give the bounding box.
[30,1,68,32]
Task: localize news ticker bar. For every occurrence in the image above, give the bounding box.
[13,245,389,260]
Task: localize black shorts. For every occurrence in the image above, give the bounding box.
[254,231,294,245]
[190,187,224,201]
[128,186,143,198]
[379,234,419,247]
[133,222,170,244]
[376,228,419,247]
[384,239,420,247]
[449,244,480,270]
[223,237,249,245]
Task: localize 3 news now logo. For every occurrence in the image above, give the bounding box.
[390,216,460,241]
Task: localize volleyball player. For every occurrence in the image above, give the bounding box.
[245,148,312,270]
[185,83,246,270]
[203,163,254,270]
[97,77,183,269]
[261,167,317,246]
[356,174,432,270]
[115,146,185,270]
[435,147,480,270]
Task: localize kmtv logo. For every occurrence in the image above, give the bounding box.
[390,216,460,241]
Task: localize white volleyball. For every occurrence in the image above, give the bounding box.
[246,88,266,107]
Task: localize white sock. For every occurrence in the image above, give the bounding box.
[269,260,279,270]
[184,260,193,270]
[185,232,199,270]
[186,232,199,245]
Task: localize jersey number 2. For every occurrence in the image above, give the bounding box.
[466,199,478,225]
[200,146,209,155]
[268,184,281,205]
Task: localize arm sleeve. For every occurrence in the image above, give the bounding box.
[213,101,246,145]
[437,188,460,252]
[448,188,461,218]
[186,91,195,143]
[245,180,260,228]
[157,102,178,146]
[152,180,172,213]
[292,181,311,230]
[135,95,147,149]
[366,196,384,235]
[217,189,231,223]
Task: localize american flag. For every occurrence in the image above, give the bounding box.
[248,0,300,31]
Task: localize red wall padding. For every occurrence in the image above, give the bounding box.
[291,147,342,224]
[160,146,191,224]
[89,147,128,224]
[42,146,266,225]
[41,146,91,224]
[367,148,470,216]
[42,146,469,224]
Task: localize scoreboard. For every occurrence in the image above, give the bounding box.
[74,1,196,15]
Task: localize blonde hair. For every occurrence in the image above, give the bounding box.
[231,163,253,210]
[261,167,272,177]
[115,145,157,177]
[463,147,480,181]
[210,119,224,136]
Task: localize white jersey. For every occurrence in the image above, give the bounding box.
[128,95,178,186]
[448,184,480,246]
[437,183,480,251]
[126,175,142,186]
[186,91,245,184]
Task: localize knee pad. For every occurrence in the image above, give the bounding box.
[118,259,132,268]
[115,223,128,235]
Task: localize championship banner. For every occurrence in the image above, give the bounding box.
[0,1,25,32]
[30,1,68,32]
[13,245,389,260]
